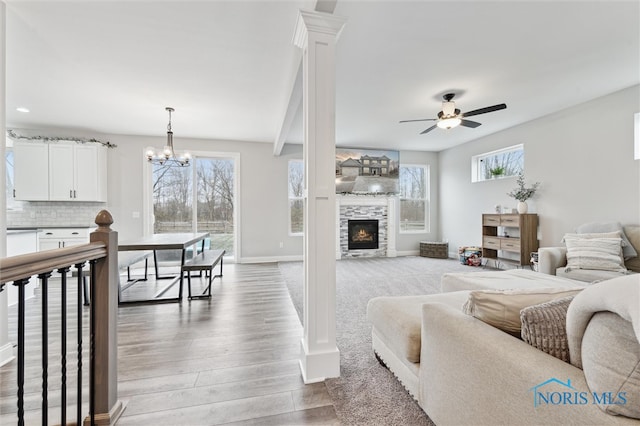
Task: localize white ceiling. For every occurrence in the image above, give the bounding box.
[5,1,639,152]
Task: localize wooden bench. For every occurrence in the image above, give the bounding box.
[182,249,225,299]
[84,250,153,305]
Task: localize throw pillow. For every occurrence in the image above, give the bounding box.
[462,287,583,335]
[623,225,640,273]
[520,296,574,362]
[581,311,640,419]
[564,235,626,273]
[576,222,638,259]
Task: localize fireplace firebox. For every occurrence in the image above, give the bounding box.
[348,220,379,250]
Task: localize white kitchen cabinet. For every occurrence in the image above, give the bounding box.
[49,142,107,202]
[13,141,49,201]
[38,228,90,251]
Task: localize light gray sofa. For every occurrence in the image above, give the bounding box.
[539,224,640,282]
[367,272,640,425]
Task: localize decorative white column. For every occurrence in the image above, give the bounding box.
[0,0,13,367]
[293,9,346,383]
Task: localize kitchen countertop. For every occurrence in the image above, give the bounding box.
[8,225,92,231]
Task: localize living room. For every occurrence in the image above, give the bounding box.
[1,1,639,425]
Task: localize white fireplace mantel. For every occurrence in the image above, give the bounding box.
[335,195,397,259]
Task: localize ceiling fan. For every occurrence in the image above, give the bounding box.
[399,93,507,134]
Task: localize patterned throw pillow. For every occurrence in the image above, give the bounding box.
[520,296,574,362]
[563,234,626,273]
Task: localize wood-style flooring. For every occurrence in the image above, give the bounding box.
[0,263,338,425]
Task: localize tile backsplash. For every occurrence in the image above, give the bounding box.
[7,201,108,228]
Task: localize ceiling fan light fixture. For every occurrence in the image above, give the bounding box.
[437,116,462,129]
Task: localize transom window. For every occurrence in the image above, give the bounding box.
[472,144,524,182]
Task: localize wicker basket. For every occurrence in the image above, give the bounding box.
[420,241,448,259]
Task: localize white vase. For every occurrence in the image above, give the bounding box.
[517,201,528,214]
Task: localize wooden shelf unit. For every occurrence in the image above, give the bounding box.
[482,213,539,266]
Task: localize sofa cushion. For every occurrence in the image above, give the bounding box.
[576,222,637,259]
[462,287,583,335]
[520,296,573,362]
[563,234,626,273]
[441,268,584,293]
[555,266,630,283]
[367,291,469,363]
[582,311,640,419]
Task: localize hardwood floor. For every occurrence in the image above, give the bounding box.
[0,263,338,425]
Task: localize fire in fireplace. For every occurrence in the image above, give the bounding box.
[348,220,379,250]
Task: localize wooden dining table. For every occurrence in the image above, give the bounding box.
[118,232,209,304]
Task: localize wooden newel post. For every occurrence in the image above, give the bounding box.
[86,210,124,425]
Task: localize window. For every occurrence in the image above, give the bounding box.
[399,165,429,233]
[5,139,23,211]
[152,154,237,257]
[472,144,524,182]
[288,160,304,235]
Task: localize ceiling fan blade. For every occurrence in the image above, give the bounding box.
[399,118,436,123]
[460,119,482,128]
[461,103,507,118]
[420,124,438,134]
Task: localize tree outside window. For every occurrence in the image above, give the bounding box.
[288,160,304,235]
[399,165,429,233]
[152,156,235,256]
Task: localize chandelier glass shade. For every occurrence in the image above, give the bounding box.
[146,107,191,167]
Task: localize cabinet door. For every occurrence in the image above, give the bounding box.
[13,141,49,200]
[74,145,99,201]
[39,239,61,251]
[49,144,75,200]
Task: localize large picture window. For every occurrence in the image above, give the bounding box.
[399,165,429,233]
[152,154,237,257]
[472,144,524,182]
[288,160,304,235]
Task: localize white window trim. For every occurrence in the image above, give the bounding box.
[399,163,430,234]
[471,143,524,183]
[288,159,304,237]
[143,149,241,262]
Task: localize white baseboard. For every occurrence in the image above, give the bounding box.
[396,250,420,257]
[299,338,340,384]
[0,342,15,368]
[239,255,303,264]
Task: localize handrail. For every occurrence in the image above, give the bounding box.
[0,209,123,425]
[0,242,107,284]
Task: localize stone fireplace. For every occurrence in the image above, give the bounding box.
[336,195,396,259]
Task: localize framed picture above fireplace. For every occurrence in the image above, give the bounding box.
[335,148,399,194]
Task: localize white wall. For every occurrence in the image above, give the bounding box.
[439,85,640,256]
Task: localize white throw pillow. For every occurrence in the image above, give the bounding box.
[564,234,626,273]
[576,222,637,259]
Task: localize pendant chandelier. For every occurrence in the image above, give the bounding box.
[145,107,191,167]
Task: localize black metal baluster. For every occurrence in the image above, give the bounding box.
[38,272,52,425]
[89,260,97,426]
[13,278,30,426]
[76,262,85,425]
[58,267,70,426]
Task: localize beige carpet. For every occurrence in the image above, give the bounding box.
[279,256,485,426]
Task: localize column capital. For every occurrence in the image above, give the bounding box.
[293,9,347,49]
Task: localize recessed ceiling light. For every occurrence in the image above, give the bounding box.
[16,107,30,113]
